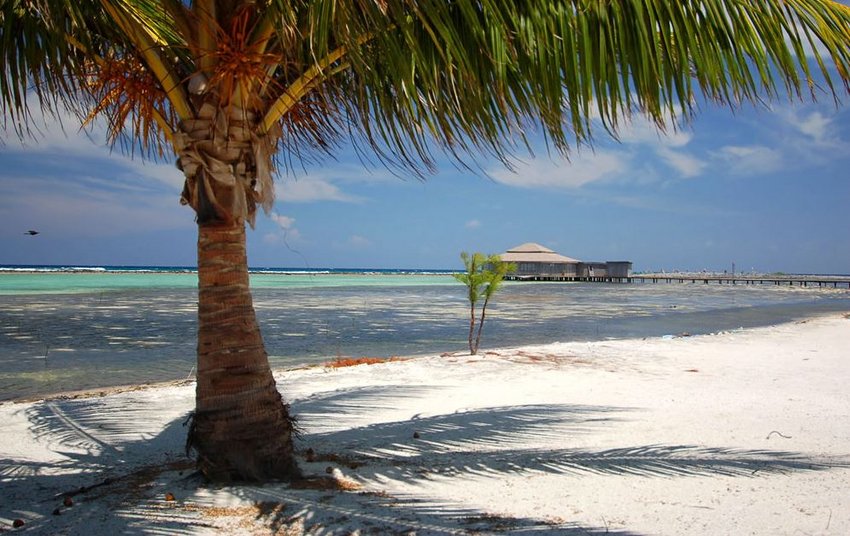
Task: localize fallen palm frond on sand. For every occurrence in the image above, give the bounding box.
[322,356,407,369]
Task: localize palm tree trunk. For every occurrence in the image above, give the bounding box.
[467,302,477,355]
[473,296,491,355]
[188,219,300,482]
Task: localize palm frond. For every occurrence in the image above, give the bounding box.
[2,0,849,176]
[256,0,850,176]
[0,1,92,135]
[82,52,175,156]
[98,0,192,121]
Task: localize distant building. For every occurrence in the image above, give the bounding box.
[577,261,608,278]
[499,243,579,278]
[604,261,633,278]
[499,242,632,281]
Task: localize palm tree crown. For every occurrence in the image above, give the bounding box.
[5,2,849,204]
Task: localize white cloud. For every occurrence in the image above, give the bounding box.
[270,212,296,230]
[0,102,191,238]
[261,233,280,244]
[0,174,187,237]
[4,107,185,191]
[711,145,784,176]
[348,235,371,248]
[274,162,406,204]
[263,212,302,244]
[0,145,189,238]
[618,116,706,179]
[262,228,301,245]
[4,106,104,153]
[116,158,184,190]
[796,111,832,142]
[705,105,848,177]
[329,234,373,252]
[277,176,361,203]
[490,111,709,190]
[465,219,482,229]
[312,164,398,185]
[773,106,849,153]
[617,117,693,148]
[490,150,628,189]
[656,146,706,178]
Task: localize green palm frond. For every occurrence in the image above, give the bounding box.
[2,1,849,175]
[250,0,850,174]
[0,1,92,134]
[324,0,850,170]
[98,1,193,120]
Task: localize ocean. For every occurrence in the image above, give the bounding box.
[1,265,848,401]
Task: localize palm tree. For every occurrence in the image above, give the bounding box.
[475,255,515,355]
[2,1,848,481]
[454,252,515,354]
[455,252,488,354]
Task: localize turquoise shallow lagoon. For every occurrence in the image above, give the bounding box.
[1,269,848,400]
[0,270,455,294]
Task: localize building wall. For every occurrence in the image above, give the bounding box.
[504,256,632,280]
[607,262,633,278]
[577,262,608,278]
[515,262,578,276]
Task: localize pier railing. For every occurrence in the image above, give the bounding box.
[630,274,850,288]
[505,274,850,288]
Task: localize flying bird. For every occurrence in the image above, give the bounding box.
[24,230,40,236]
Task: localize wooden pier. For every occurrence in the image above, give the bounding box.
[630,275,850,288]
[506,274,850,288]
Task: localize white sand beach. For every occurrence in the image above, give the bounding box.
[1,313,848,535]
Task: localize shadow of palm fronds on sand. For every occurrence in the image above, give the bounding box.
[292,383,442,433]
[296,389,629,452]
[292,402,849,533]
[3,389,848,535]
[301,402,849,478]
[1,394,195,534]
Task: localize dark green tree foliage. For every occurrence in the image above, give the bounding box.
[454,252,516,355]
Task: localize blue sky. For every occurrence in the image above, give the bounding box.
[2,59,849,274]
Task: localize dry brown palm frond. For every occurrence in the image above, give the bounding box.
[200,6,281,111]
[83,54,174,157]
[322,356,407,369]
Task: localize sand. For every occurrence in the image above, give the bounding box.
[1,313,848,535]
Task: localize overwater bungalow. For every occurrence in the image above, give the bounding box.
[499,242,632,281]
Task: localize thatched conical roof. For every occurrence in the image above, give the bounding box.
[500,243,580,263]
